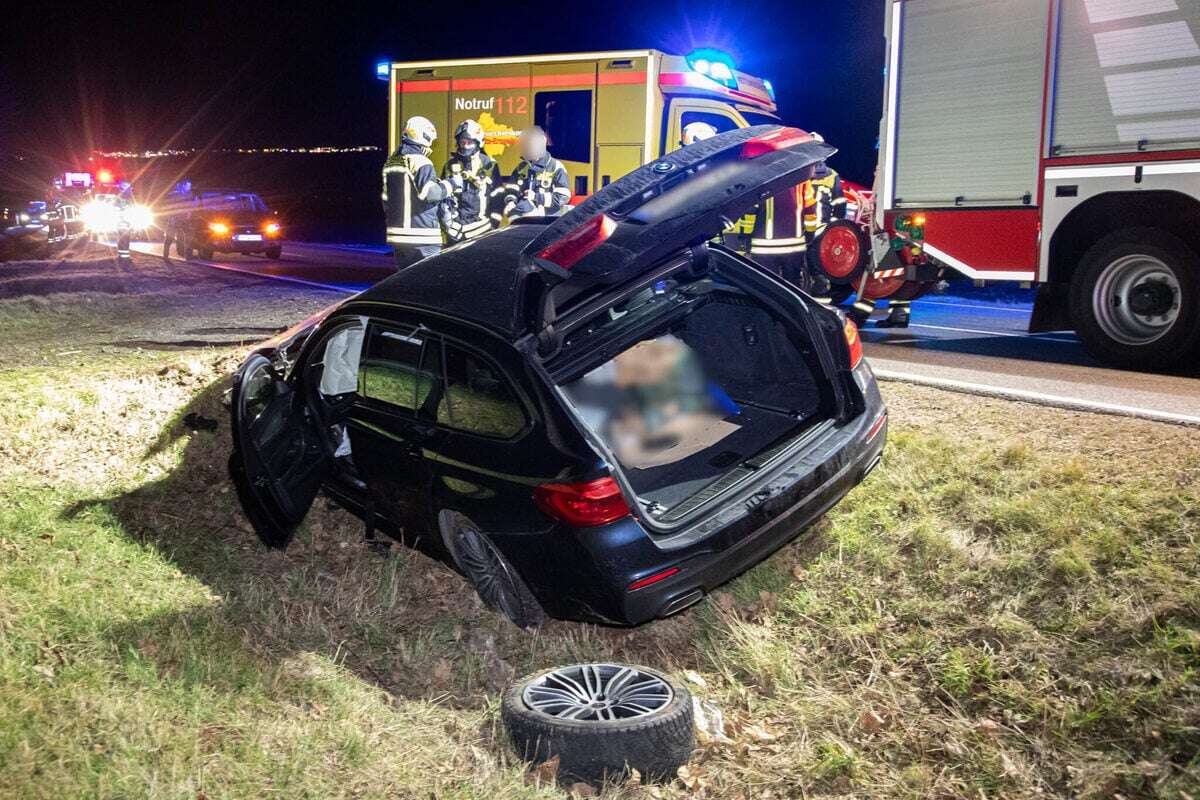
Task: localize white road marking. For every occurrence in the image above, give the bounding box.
[908,323,1078,342]
[874,368,1200,428]
[111,241,359,294]
[913,299,1030,314]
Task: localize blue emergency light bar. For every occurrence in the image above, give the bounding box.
[764,79,776,101]
[375,61,390,81]
[686,48,738,90]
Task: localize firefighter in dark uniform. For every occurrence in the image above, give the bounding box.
[160,180,194,260]
[441,119,500,244]
[383,115,461,270]
[750,187,807,285]
[493,126,571,221]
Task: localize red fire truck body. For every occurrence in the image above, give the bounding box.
[875,0,1200,368]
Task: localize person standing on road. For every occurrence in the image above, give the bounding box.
[441,119,500,244]
[160,180,194,260]
[493,127,570,222]
[383,116,461,270]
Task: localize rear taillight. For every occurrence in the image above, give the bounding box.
[843,316,863,369]
[739,127,815,158]
[533,476,630,527]
[535,213,617,271]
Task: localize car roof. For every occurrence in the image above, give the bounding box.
[353,224,540,339]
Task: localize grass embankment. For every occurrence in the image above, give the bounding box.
[0,351,1196,798]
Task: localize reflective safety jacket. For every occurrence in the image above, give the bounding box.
[492,154,571,221]
[383,142,454,247]
[800,163,847,237]
[441,149,500,242]
[750,188,805,258]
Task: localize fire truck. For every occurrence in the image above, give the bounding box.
[873,0,1200,369]
[380,49,784,232]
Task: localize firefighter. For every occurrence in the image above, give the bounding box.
[750,185,807,285]
[383,116,462,269]
[441,119,500,243]
[160,179,194,260]
[493,126,570,221]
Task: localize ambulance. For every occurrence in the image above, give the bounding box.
[381,48,781,207]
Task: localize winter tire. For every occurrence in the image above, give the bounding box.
[502,663,694,784]
[1070,228,1200,370]
[440,511,544,628]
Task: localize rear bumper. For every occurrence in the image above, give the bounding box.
[500,364,887,625]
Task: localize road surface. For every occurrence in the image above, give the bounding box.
[126,239,1200,426]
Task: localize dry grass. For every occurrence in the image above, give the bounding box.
[0,349,1197,799]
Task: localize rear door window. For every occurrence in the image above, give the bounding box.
[436,341,526,438]
[358,324,437,414]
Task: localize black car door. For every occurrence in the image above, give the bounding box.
[344,320,440,540]
[229,353,330,547]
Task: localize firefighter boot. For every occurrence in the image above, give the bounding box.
[877,300,911,328]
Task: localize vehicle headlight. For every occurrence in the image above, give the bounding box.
[265,222,281,235]
[126,204,154,229]
[208,222,230,235]
[17,213,28,223]
[81,200,118,232]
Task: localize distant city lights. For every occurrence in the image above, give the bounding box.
[93,145,381,158]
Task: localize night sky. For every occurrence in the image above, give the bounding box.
[1,0,884,183]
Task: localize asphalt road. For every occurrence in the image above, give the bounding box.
[126,239,1200,426]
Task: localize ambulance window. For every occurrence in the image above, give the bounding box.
[680,111,739,135]
[740,111,782,127]
[535,90,592,163]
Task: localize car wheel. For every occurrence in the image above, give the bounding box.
[1070,228,1200,370]
[502,663,694,784]
[266,246,282,259]
[440,511,544,628]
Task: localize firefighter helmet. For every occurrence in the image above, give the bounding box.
[402,116,439,151]
[455,119,484,155]
[681,121,718,146]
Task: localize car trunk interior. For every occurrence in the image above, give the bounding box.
[555,271,835,525]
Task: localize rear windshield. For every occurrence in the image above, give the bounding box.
[198,192,266,211]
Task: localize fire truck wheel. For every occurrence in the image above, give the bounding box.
[887,279,937,302]
[1070,228,1200,370]
[809,220,868,285]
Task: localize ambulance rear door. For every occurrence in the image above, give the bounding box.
[531,60,599,202]
[595,54,656,194]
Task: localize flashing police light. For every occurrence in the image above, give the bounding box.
[686,48,738,90]
[375,61,390,81]
[764,79,776,102]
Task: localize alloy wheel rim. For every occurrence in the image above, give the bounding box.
[1093,254,1181,346]
[522,664,673,722]
[455,525,519,620]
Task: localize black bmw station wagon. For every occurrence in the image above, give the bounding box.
[228,126,887,627]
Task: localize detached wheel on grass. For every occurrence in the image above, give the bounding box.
[1070,228,1200,369]
[503,663,694,784]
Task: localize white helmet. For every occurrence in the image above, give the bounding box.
[402,116,438,151]
[455,119,485,151]
[681,121,718,146]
